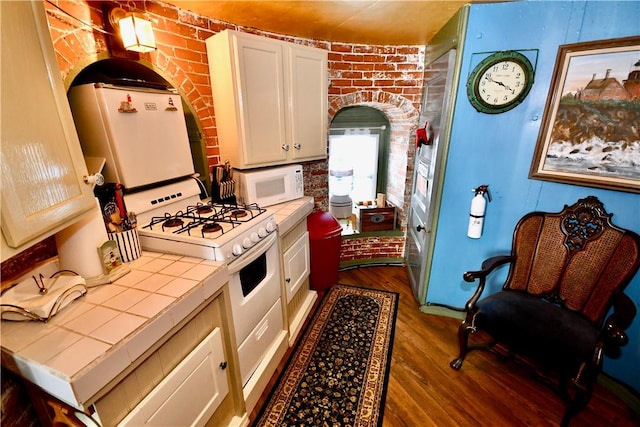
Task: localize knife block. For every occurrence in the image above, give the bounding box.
[211,179,237,204]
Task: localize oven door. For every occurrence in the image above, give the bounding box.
[227,231,282,345]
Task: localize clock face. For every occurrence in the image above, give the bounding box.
[467,51,535,114]
[478,60,528,105]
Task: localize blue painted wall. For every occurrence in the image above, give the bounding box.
[426,0,640,391]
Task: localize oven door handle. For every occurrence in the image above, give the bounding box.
[228,232,278,274]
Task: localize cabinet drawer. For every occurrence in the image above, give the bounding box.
[237,299,284,386]
[118,328,228,426]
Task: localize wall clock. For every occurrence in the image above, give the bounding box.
[467,50,535,114]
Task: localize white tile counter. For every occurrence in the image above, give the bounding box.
[0,252,228,410]
[268,196,314,233]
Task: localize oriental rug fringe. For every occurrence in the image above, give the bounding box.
[253,283,399,427]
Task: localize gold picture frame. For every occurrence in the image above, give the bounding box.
[529,36,640,193]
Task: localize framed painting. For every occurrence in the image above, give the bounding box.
[529,36,640,193]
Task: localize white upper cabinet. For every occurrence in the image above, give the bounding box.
[1,1,95,256]
[207,30,328,169]
[287,44,329,162]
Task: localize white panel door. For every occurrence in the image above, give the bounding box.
[287,45,328,161]
[235,33,288,166]
[118,328,229,427]
[283,232,310,302]
[406,49,457,302]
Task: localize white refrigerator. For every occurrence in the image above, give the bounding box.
[68,83,195,189]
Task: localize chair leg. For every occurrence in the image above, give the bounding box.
[450,320,472,370]
[560,365,596,427]
[561,389,592,427]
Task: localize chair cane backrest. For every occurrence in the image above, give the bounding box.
[505,196,640,325]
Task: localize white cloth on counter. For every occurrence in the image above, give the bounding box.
[1,275,86,321]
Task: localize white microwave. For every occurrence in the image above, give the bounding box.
[233,164,304,207]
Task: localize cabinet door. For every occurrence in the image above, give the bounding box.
[208,30,328,169]
[287,45,328,162]
[1,1,94,249]
[118,327,229,426]
[283,232,310,302]
[234,33,288,166]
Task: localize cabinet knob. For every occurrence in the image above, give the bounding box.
[282,144,290,151]
[293,143,301,150]
[417,225,425,232]
[219,361,228,370]
[83,173,104,187]
[286,278,291,283]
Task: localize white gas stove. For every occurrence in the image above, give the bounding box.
[124,177,278,263]
[126,178,287,400]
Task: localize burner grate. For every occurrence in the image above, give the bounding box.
[141,200,267,240]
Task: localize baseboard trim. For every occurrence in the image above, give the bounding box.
[419,304,465,320]
[339,258,404,269]
[598,373,640,415]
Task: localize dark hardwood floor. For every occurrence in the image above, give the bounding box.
[250,265,640,426]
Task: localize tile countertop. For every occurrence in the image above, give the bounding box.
[0,252,228,410]
[268,196,314,235]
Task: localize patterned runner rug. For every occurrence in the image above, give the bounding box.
[253,283,399,427]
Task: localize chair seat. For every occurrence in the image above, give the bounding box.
[476,291,599,369]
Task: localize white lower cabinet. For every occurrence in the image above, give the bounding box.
[278,217,317,346]
[283,231,310,301]
[119,328,228,427]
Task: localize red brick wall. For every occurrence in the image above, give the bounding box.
[1,1,425,279]
[46,0,424,265]
[1,2,425,423]
[341,235,406,262]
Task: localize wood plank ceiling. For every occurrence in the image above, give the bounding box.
[170,0,499,45]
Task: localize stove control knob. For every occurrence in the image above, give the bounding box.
[251,232,260,243]
[242,237,253,248]
[232,244,243,256]
[258,227,267,238]
[266,221,277,233]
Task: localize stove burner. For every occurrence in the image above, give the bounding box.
[196,205,213,214]
[230,209,248,219]
[163,218,184,228]
[202,223,223,233]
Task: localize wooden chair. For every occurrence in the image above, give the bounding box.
[450,196,640,426]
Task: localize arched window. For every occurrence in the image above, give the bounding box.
[328,106,390,220]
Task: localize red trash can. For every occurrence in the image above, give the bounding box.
[307,212,342,292]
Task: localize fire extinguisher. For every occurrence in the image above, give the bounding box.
[467,185,490,239]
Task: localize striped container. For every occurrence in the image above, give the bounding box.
[108,228,141,262]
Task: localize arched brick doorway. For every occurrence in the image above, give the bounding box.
[329,90,420,232]
[314,90,421,265]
